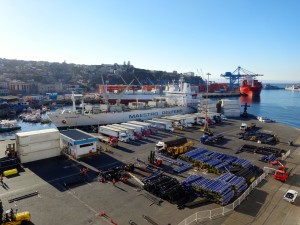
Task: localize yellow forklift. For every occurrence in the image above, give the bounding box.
[0,200,30,225]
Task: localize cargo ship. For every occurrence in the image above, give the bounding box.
[240,76,263,96]
[47,80,201,129]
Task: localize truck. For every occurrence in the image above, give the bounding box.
[155,137,188,152]
[109,124,142,140]
[152,118,183,130]
[121,123,150,137]
[162,116,189,128]
[98,126,130,143]
[240,122,256,131]
[0,200,31,225]
[200,133,224,145]
[106,125,136,141]
[146,120,174,132]
[171,115,194,127]
[98,134,118,147]
[113,124,143,140]
[127,121,157,134]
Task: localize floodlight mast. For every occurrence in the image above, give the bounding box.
[204,73,211,131]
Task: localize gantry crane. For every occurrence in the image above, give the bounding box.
[220,66,263,91]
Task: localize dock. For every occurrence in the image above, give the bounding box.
[0,118,299,225]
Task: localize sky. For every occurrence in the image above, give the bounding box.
[0,0,299,82]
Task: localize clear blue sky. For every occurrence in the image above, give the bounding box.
[0,0,299,82]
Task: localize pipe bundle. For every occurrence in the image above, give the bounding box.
[179,148,253,175]
[218,173,247,194]
[183,175,235,205]
[260,154,277,163]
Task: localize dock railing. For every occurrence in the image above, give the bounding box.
[178,172,268,225]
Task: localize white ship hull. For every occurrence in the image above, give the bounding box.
[47,106,196,128]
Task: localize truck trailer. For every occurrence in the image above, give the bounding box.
[98,126,130,143]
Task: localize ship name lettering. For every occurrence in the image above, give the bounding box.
[129,112,159,119]
[162,109,183,115]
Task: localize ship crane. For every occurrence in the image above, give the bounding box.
[220,66,263,91]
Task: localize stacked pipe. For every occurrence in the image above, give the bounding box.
[141,172,162,183]
[143,174,186,203]
[180,148,254,175]
[260,154,277,163]
[218,173,247,194]
[184,175,235,205]
[230,165,263,185]
[232,158,253,169]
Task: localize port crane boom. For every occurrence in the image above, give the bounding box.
[220,66,263,91]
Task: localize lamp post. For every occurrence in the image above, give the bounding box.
[204,73,211,131]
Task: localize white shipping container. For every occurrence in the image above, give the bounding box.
[16,129,59,145]
[224,109,241,117]
[18,140,60,154]
[19,147,61,163]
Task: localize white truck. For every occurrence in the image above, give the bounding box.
[121,123,150,137]
[98,126,130,143]
[106,124,135,141]
[170,115,194,127]
[127,121,157,134]
[160,117,186,129]
[146,120,174,132]
[112,124,142,140]
[152,118,181,130]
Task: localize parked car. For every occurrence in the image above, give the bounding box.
[257,116,274,123]
[283,189,298,203]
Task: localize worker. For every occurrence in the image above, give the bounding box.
[0,174,3,186]
[112,178,116,185]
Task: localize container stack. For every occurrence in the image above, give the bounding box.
[221,99,241,117]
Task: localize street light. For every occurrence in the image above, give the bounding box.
[204,73,211,131]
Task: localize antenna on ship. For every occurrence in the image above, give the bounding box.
[101,75,109,106]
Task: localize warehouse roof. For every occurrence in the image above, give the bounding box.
[60,129,94,141]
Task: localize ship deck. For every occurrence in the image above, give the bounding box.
[0,117,300,225]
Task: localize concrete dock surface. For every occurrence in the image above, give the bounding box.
[0,117,299,225]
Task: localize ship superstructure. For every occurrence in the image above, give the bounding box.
[47,79,201,129]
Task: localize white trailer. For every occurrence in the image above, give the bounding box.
[121,123,150,137]
[98,126,129,143]
[146,120,174,132]
[152,118,180,128]
[114,124,143,140]
[127,121,157,134]
[160,116,188,128]
[16,128,61,163]
[173,115,196,126]
[106,124,135,141]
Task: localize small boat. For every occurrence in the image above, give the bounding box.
[263,84,283,90]
[0,120,21,132]
[285,85,300,91]
[257,116,275,123]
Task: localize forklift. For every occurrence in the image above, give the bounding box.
[0,200,31,225]
[148,151,162,166]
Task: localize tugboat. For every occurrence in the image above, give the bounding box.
[0,120,21,132]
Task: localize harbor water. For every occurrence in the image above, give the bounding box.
[1,85,299,140]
